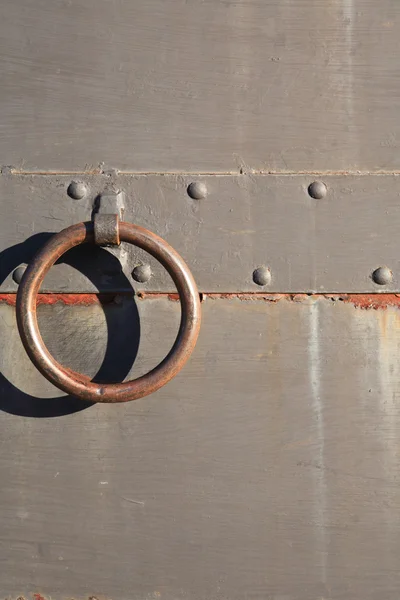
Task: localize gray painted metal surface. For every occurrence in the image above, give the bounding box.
[1,0,400,597]
[1,296,400,598]
[0,0,399,173]
[2,172,400,293]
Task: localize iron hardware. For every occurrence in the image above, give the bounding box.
[15,219,201,403]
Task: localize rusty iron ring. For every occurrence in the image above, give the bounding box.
[16,221,201,403]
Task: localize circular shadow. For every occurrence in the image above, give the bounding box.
[0,233,140,418]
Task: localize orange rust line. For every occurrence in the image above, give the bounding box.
[0,293,115,306]
[332,294,400,309]
[140,292,400,309]
[1,292,400,309]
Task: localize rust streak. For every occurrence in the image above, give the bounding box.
[137,291,181,302]
[335,293,400,310]
[138,292,400,309]
[12,596,105,600]
[1,292,400,309]
[0,293,117,306]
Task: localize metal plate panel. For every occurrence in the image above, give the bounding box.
[2,172,400,293]
[0,0,399,172]
[1,295,400,598]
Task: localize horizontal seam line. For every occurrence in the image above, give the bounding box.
[6,170,400,177]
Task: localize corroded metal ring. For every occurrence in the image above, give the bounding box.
[16,221,201,403]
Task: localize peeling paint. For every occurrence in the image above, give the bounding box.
[6,596,107,600]
[140,292,400,308]
[204,293,400,308]
[335,294,400,310]
[0,294,117,306]
[1,292,400,308]
[137,292,181,302]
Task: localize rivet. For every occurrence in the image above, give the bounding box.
[187,181,207,200]
[253,266,271,286]
[132,264,152,283]
[67,181,88,200]
[13,265,27,284]
[308,181,327,199]
[372,266,393,285]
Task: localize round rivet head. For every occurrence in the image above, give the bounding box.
[253,266,271,286]
[308,181,327,199]
[132,264,152,283]
[372,266,393,285]
[13,265,27,284]
[187,181,207,200]
[67,181,88,200]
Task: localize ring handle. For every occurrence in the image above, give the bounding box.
[16,221,201,403]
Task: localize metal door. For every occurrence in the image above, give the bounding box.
[1,1,400,598]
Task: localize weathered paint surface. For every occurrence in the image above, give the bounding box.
[0,0,399,172]
[1,0,399,597]
[1,296,400,598]
[3,173,400,294]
